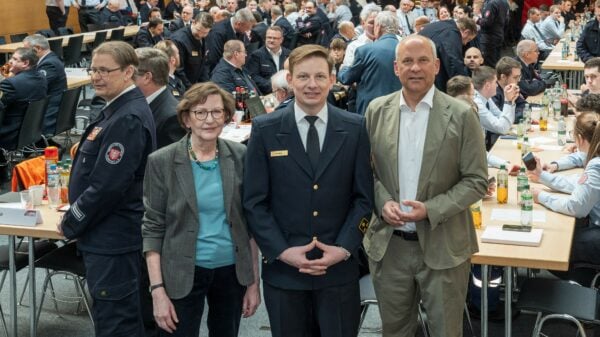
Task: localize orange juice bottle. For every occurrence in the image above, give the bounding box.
[470,200,482,229]
[497,164,508,204]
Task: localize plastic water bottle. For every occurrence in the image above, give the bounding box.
[47,164,60,208]
[137,14,142,26]
[521,136,530,157]
[523,103,531,132]
[520,184,533,227]
[517,167,528,205]
[557,116,567,146]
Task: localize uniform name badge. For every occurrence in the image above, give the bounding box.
[270,150,288,157]
[192,51,199,57]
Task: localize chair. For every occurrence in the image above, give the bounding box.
[52,87,82,148]
[63,35,84,67]
[90,31,107,50]
[35,29,56,38]
[10,33,28,43]
[48,38,64,60]
[0,36,6,45]
[86,24,103,32]
[34,241,93,329]
[109,27,125,41]
[57,27,74,36]
[16,98,49,151]
[515,277,599,337]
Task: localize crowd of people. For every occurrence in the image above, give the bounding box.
[2,0,600,336]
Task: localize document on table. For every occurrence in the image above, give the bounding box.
[0,206,43,227]
[490,208,547,223]
[481,226,544,246]
[220,124,251,143]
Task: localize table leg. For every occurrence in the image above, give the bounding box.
[8,236,17,337]
[27,237,36,337]
[481,264,488,337]
[505,266,513,337]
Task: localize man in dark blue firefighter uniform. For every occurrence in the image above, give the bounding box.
[58,41,156,337]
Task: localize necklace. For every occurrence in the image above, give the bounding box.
[188,137,219,171]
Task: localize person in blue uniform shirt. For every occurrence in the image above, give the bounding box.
[528,111,600,285]
[57,41,156,337]
[23,35,67,136]
[243,44,374,337]
[0,47,48,151]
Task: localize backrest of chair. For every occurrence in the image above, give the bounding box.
[54,87,82,135]
[0,35,5,45]
[63,35,84,67]
[10,33,28,43]
[109,28,125,41]
[17,97,49,149]
[48,38,64,60]
[92,31,108,49]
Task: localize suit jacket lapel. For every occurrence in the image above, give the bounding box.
[173,137,200,217]
[416,89,451,200]
[276,107,313,177]
[315,106,347,180]
[218,139,234,219]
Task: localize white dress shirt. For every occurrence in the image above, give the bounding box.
[294,102,328,151]
[474,90,515,135]
[341,33,374,68]
[397,85,435,232]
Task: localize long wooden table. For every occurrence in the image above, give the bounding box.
[542,39,585,89]
[0,25,139,54]
[0,203,64,337]
[473,120,578,337]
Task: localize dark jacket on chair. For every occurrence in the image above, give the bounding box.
[37,51,67,135]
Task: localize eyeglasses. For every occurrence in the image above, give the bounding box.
[190,108,225,120]
[87,67,122,77]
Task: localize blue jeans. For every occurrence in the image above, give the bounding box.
[160,264,245,337]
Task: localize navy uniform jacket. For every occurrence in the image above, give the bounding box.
[171,25,209,87]
[516,57,545,98]
[62,87,157,254]
[419,20,468,92]
[99,8,127,27]
[164,1,182,19]
[337,34,401,115]
[149,88,185,149]
[478,0,508,43]
[273,16,295,49]
[296,14,322,46]
[257,7,271,25]
[169,18,186,32]
[576,19,600,62]
[250,22,269,49]
[168,74,186,98]
[134,26,163,47]
[38,52,67,135]
[205,19,246,72]
[0,69,47,149]
[139,3,152,23]
[245,46,291,95]
[210,58,261,95]
[243,104,374,290]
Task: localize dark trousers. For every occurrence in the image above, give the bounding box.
[46,6,69,35]
[82,250,145,337]
[160,265,245,337]
[78,7,101,32]
[482,39,502,67]
[550,223,600,285]
[263,281,360,337]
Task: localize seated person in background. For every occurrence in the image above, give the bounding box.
[0,48,48,151]
[154,39,186,99]
[23,34,67,136]
[271,69,293,111]
[520,7,554,60]
[528,111,600,285]
[473,66,517,150]
[544,94,600,173]
[210,40,261,95]
[329,38,347,74]
[447,75,520,173]
[492,57,526,124]
[249,11,269,49]
[568,57,600,107]
[100,0,128,27]
[296,0,322,46]
[332,20,356,43]
[169,4,193,32]
[139,0,158,22]
[271,5,295,49]
[576,1,600,62]
[414,15,430,32]
[464,47,483,75]
[245,26,291,95]
[134,17,164,47]
[515,40,546,98]
[539,5,565,45]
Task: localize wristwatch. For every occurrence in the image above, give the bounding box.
[149,283,164,293]
[338,246,351,261]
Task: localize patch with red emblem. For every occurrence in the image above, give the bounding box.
[105,143,124,164]
[485,10,491,17]
[578,173,588,185]
[87,127,102,141]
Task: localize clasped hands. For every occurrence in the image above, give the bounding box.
[382,200,427,227]
[278,239,347,276]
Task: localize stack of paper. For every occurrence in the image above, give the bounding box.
[481,226,543,247]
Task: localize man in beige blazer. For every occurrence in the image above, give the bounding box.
[363,35,488,337]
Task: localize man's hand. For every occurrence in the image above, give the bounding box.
[526,156,543,182]
[504,83,520,103]
[94,3,104,10]
[303,241,348,274]
[152,288,179,333]
[542,162,558,173]
[531,187,542,203]
[72,1,80,9]
[382,200,405,226]
[242,283,261,318]
[278,240,326,275]
[397,200,428,222]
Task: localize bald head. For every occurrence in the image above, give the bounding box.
[464,47,483,70]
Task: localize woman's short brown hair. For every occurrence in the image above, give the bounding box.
[176,82,235,128]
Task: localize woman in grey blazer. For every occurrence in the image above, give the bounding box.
[142,82,260,336]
